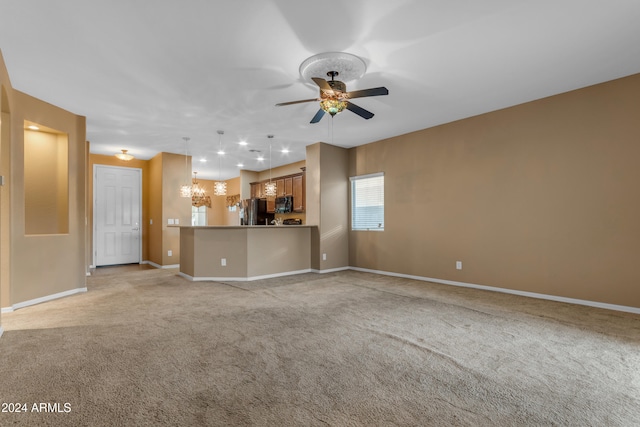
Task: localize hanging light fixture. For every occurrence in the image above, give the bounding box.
[264,135,277,197]
[115,149,134,161]
[191,172,211,208]
[180,137,193,198]
[213,130,227,196]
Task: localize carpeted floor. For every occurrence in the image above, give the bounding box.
[0,267,639,426]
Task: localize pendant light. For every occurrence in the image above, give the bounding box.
[191,171,211,207]
[264,135,277,197]
[180,137,192,197]
[213,130,227,196]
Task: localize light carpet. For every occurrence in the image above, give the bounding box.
[0,267,639,426]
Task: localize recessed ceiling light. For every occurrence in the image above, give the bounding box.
[238,141,248,146]
[281,149,290,154]
[199,158,207,163]
[257,156,264,161]
[217,150,225,155]
[237,163,244,168]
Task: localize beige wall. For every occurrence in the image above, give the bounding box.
[180,226,312,279]
[306,143,349,271]
[0,52,11,325]
[7,89,86,305]
[161,152,192,265]
[349,73,640,308]
[144,152,191,266]
[148,153,163,265]
[23,131,70,235]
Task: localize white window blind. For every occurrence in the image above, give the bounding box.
[350,172,384,231]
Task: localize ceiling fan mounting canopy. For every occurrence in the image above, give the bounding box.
[299,52,366,83]
[325,71,347,93]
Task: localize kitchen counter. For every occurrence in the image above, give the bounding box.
[178,225,316,281]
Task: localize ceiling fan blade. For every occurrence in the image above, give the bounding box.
[346,102,374,119]
[311,77,333,93]
[276,98,318,106]
[345,87,389,99]
[310,109,326,123]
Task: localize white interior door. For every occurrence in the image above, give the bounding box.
[94,165,142,266]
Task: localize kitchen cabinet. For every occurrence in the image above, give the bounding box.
[251,170,304,212]
[250,182,262,199]
[284,177,293,196]
[292,174,304,212]
[276,179,285,197]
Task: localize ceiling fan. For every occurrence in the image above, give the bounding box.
[276,71,389,123]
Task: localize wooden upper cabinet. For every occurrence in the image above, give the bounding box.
[250,171,304,212]
[284,177,293,196]
[292,174,304,212]
[250,183,261,199]
[276,178,285,197]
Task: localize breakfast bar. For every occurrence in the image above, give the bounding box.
[178,225,315,281]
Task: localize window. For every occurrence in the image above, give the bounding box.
[350,172,384,231]
[192,205,207,226]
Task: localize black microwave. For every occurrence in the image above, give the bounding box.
[275,196,293,213]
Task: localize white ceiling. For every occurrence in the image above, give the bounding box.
[1,0,640,180]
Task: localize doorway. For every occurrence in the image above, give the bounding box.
[94,165,142,266]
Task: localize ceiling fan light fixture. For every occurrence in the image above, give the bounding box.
[320,98,347,116]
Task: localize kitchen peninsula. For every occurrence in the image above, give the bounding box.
[179,225,316,281]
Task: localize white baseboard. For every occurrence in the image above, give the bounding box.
[3,287,88,312]
[349,267,640,315]
[311,266,351,274]
[142,260,179,269]
[179,268,313,282]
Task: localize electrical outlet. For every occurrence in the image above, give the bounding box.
[175,218,180,225]
[322,253,327,261]
[168,218,175,225]
[221,258,226,266]
[456,261,462,270]
[168,250,173,257]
